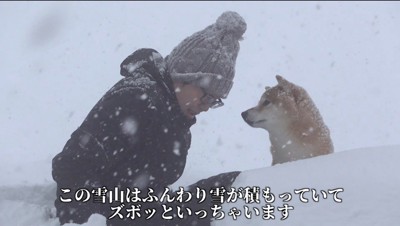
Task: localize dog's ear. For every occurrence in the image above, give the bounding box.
[276,75,285,83]
[276,75,290,86]
[276,75,293,91]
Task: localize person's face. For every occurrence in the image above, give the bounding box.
[174,82,223,119]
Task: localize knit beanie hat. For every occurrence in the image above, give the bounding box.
[166,11,247,98]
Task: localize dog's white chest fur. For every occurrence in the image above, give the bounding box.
[269,129,314,165]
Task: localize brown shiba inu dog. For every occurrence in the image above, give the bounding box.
[242,75,334,165]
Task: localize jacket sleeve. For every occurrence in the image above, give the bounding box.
[93,87,187,193]
[52,85,156,189]
[96,88,174,191]
[52,129,110,188]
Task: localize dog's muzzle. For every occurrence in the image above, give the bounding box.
[242,111,267,127]
[241,111,253,126]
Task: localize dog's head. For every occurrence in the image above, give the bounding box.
[241,75,309,130]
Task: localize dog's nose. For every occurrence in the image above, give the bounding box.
[241,111,248,120]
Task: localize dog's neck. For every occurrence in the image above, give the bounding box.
[268,126,292,148]
[268,125,314,166]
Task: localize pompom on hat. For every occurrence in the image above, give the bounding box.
[166,11,247,98]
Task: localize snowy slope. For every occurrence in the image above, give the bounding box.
[214,145,400,226]
[0,146,399,226]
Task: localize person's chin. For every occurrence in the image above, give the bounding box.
[186,109,197,119]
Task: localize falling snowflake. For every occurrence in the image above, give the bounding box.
[140,93,148,100]
[199,77,211,87]
[281,140,292,149]
[173,141,181,156]
[78,134,91,148]
[127,168,133,176]
[132,172,150,190]
[121,117,138,136]
[115,110,120,116]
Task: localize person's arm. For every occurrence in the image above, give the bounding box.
[52,85,155,189]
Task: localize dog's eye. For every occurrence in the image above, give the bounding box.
[262,99,270,106]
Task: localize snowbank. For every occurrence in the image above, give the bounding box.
[213,145,400,226]
[1,145,399,226]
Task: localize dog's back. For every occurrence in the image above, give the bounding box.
[242,75,333,165]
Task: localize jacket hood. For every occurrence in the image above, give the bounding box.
[120,48,167,79]
[120,48,175,98]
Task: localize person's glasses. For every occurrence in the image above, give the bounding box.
[200,93,224,109]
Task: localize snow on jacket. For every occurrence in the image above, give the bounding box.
[52,48,196,195]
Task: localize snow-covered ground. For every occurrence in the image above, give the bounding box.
[1,1,400,226]
[215,145,400,226]
[1,146,399,225]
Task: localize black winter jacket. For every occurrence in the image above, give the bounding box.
[52,48,241,226]
[52,49,196,220]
